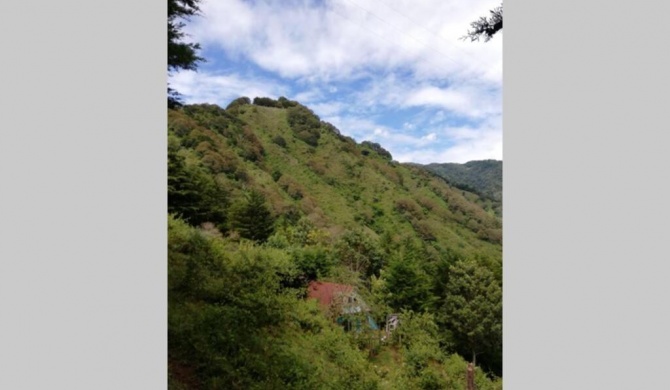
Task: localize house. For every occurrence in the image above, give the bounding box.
[307,281,379,332]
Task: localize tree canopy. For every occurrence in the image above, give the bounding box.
[229,190,275,242]
[168,0,204,107]
[462,3,503,42]
[441,258,502,366]
[167,102,504,386]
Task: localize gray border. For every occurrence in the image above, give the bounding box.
[0,0,166,388]
[505,0,670,388]
[3,0,669,387]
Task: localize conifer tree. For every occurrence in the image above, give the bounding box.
[442,258,502,366]
[384,239,432,312]
[229,190,274,242]
[168,0,204,107]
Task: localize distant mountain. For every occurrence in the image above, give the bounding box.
[418,160,502,217]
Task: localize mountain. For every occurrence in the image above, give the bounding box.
[168,97,503,389]
[419,160,502,217]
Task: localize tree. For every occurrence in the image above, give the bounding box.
[441,258,502,366]
[168,0,204,108]
[167,147,228,227]
[334,230,384,278]
[462,3,503,42]
[383,239,433,313]
[229,190,275,242]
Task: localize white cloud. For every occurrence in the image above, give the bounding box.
[187,0,501,84]
[309,101,345,116]
[424,133,437,141]
[168,70,288,107]
[340,75,501,120]
[394,117,502,164]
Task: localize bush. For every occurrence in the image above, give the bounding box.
[287,105,322,146]
[253,96,281,108]
[291,246,335,281]
[278,96,299,108]
[272,169,282,182]
[272,135,287,148]
[296,130,320,147]
[361,141,393,160]
[226,96,251,110]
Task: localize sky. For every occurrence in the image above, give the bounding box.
[169,0,502,164]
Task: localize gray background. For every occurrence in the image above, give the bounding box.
[1,0,669,388]
[505,0,670,388]
[0,0,166,388]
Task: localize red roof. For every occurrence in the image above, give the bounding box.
[307,281,354,310]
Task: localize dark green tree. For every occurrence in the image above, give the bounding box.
[462,3,503,42]
[334,230,384,278]
[441,258,502,367]
[229,190,275,242]
[168,148,228,227]
[168,0,204,108]
[384,240,433,312]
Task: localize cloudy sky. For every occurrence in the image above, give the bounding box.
[170,0,502,164]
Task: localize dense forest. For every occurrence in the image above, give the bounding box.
[168,97,503,389]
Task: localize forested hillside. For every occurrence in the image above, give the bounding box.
[419,160,502,218]
[168,97,503,389]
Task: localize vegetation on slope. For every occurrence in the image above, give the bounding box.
[168,97,503,389]
[419,160,502,218]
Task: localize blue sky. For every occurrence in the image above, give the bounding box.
[169,0,502,164]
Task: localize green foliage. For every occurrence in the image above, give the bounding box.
[388,311,449,388]
[168,217,384,389]
[383,241,433,313]
[229,190,275,242]
[226,96,251,110]
[361,141,393,160]
[287,105,322,146]
[167,149,228,228]
[291,245,335,282]
[253,96,282,108]
[334,230,384,278]
[278,96,299,108]
[422,160,502,217]
[272,135,287,148]
[167,99,504,387]
[168,0,203,107]
[271,169,283,182]
[441,258,502,370]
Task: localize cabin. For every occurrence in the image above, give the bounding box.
[307,281,379,332]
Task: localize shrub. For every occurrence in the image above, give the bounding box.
[253,96,281,108]
[361,141,393,160]
[272,135,287,148]
[278,96,299,108]
[394,198,423,220]
[226,96,251,110]
[287,105,322,146]
[272,169,282,182]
